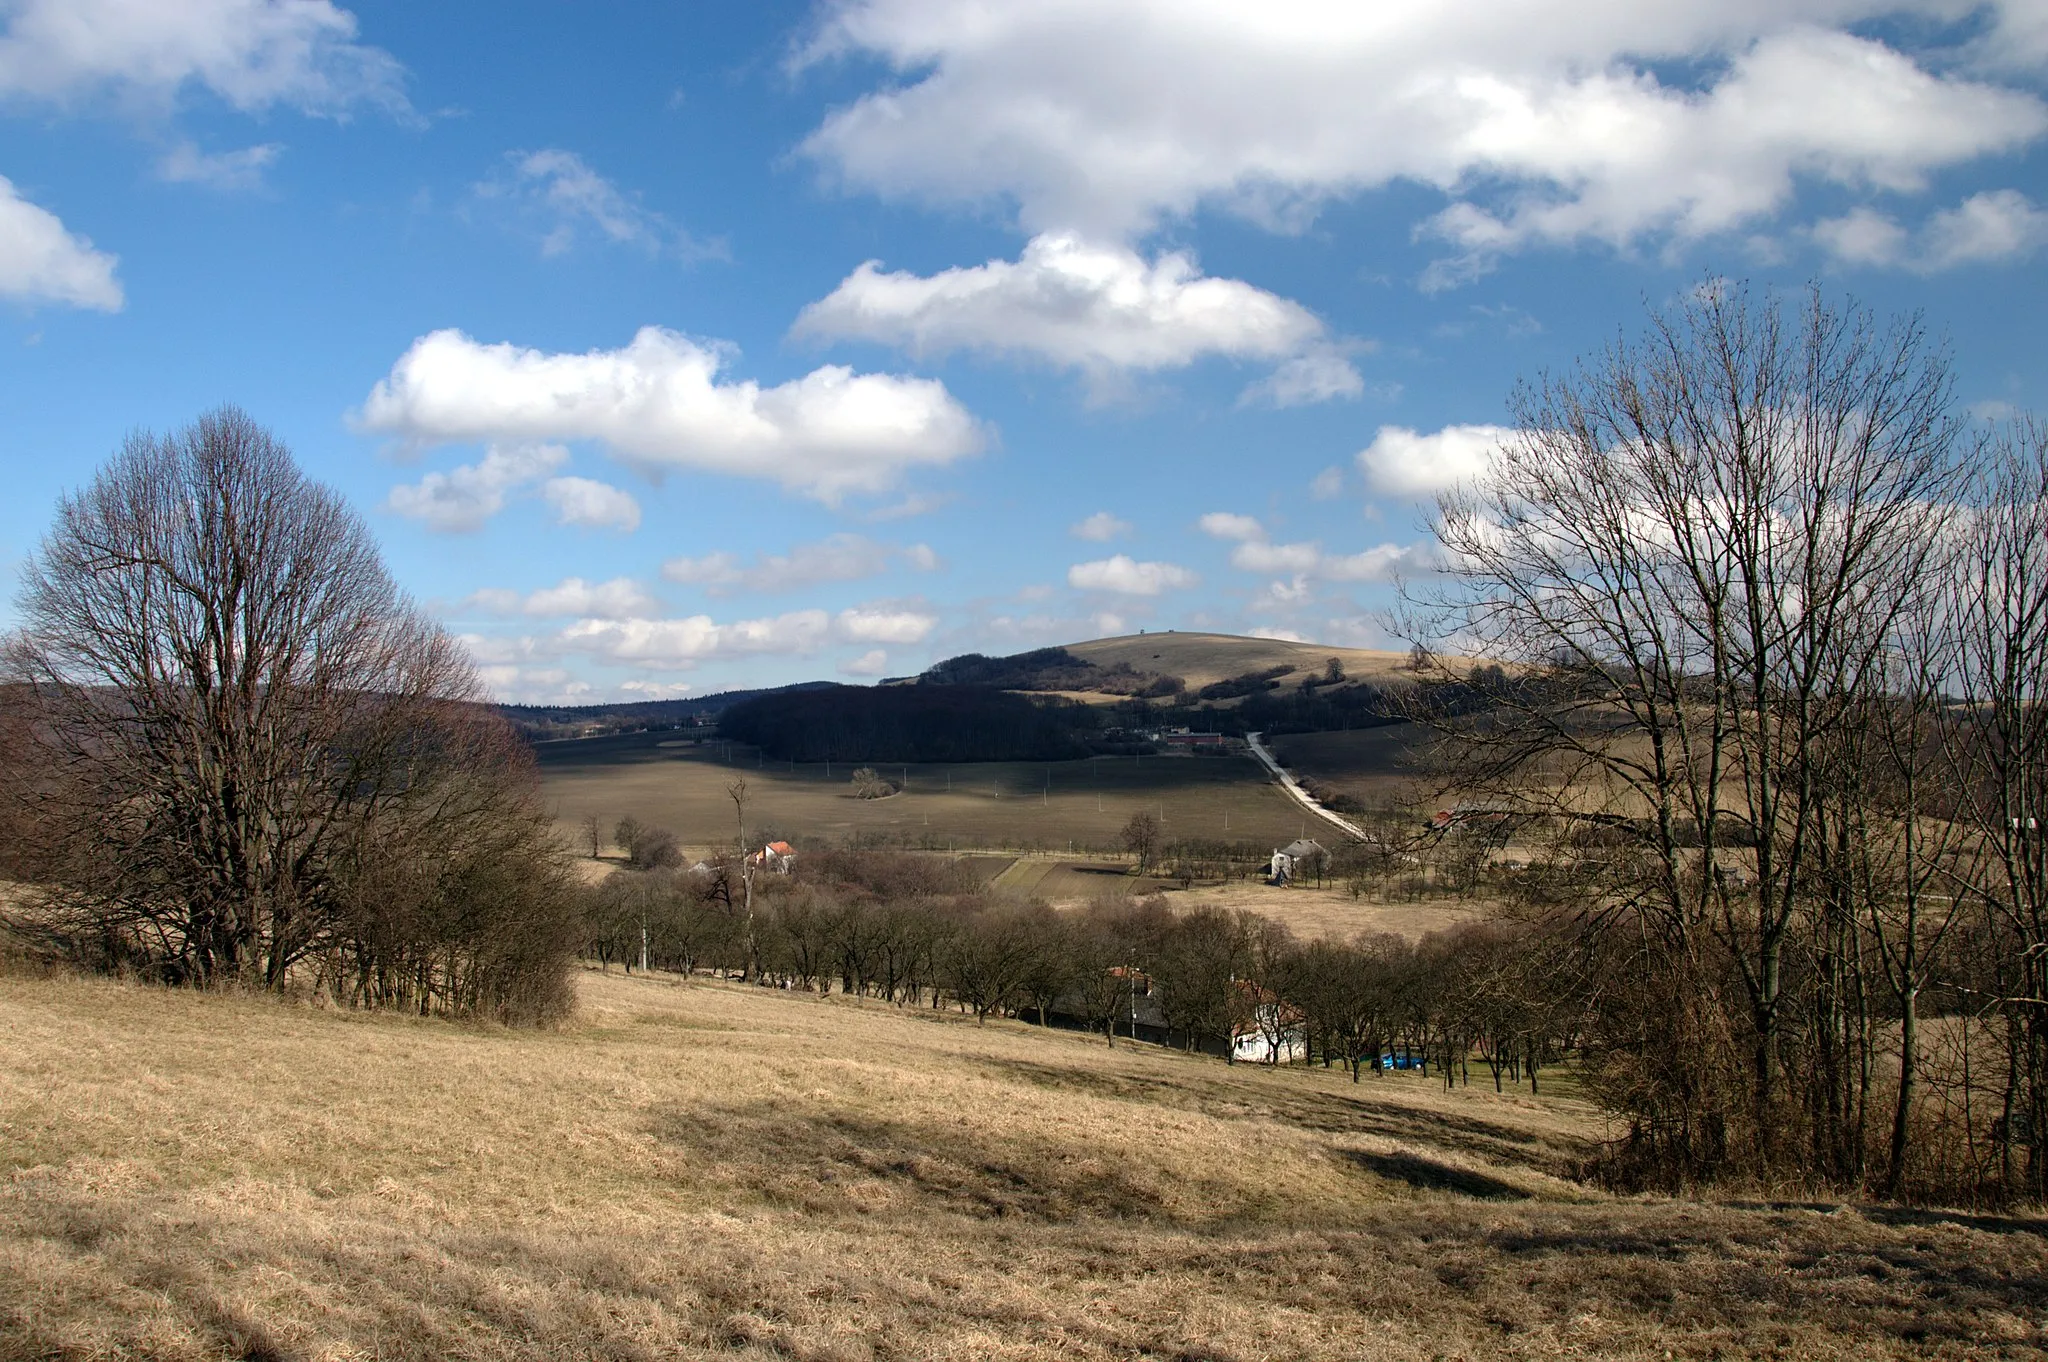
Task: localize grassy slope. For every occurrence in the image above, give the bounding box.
[4,969,2044,1361]
[1065,631,1416,693]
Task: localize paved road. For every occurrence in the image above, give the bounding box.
[1244,731,1370,843]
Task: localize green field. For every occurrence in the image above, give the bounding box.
[536,730,1327,857]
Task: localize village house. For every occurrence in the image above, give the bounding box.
[749,841,797,874]
[1267,837,1327,885]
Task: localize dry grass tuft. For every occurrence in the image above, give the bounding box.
[4,968,2045,1359]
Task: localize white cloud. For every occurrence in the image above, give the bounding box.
[553,599,934,668]
[1923,190,2048,268]
[357,327,983,502]
[0,175,121,310]
[1248,626,1307,643]
[1197,511,1265,542]
[1357,424,1508,497]
[794,231,1359,401]
[618,679,697,699]
[837,606,936,644]
[542,475,641,531]
[1813,190,2048,271]
[1239,349,1365,407]
[840,649,890,677]
[1229,540,1321,574]
[1810,206,1911,267]
[1070,511,1132,542]
[562,611,831,666]
[1203,503,1429,588]
[477,149,720,260]
[466,576,661,620]
[661,533,935,595]
[1067,554,1197,596]
[1309,466,1345,500]
[1091,611,1128,636]
[801,3,2048,274]
[156,139,281,190]
[0,0,408,114]
[384,443,566,533]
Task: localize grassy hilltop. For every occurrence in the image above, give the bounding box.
[4,966,2043,1361]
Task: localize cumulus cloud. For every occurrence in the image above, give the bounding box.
[466,576,661,620]
[1197,511,1265,542]
[384,443,566,533]
[542,475,641,531]
[836,606,937,644]
[554,602,935,668]
[0,176,121,310]
[0,0,408,114]
[156,139,281,190]
[1239,349,1365,407]
[1309,466,1345,500]
[794,232,1360,402]
[661,533,937,595]
[1357,424,1508,497]
[477,149,720,260]
[1815,190,2048,271]
[840,649,890,677]
[357,327,983,502]
[801,2,2048,274]
[1067,554,1197,596]
[1070,511,1132,542]
[1201,506,1429,588]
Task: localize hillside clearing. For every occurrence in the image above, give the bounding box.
[4,968,2045,1360]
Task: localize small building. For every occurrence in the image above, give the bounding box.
[1160,730,1227,749]
[1268,838,1327,885]
[1231,981,1308,1064]
[750,841,797,874]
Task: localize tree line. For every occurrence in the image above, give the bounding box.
[581,845,1577,1083]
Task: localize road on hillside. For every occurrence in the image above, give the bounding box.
[1244,732,1370,843]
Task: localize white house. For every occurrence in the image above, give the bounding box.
[1268,838,1327,885]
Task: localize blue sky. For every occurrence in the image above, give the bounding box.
[2,0,2045,702]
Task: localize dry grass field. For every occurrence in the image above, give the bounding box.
[5,965,2046,1361]
[538,734,1316,858]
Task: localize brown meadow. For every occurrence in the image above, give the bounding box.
[4,964,2045,1360]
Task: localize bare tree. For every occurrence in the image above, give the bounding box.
[0,407,573,1017]
[1120,810,1161,869]
[1412,283,1964,1184]
[581,813,604,860]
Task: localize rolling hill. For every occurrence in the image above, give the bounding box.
[1065,630,1420,694]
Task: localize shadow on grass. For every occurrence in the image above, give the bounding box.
[650,1100,1171,1222]
[1344,1150,1530,1200]
[975,1055,1582,1180]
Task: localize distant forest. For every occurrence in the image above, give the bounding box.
[716,685,1095,762]
[918,646,1183,698]
[498,683,836,742]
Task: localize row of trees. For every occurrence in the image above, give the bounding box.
[1413,282,2048,1202]
[0,410,578,1023]
[581,846,1579,1087]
